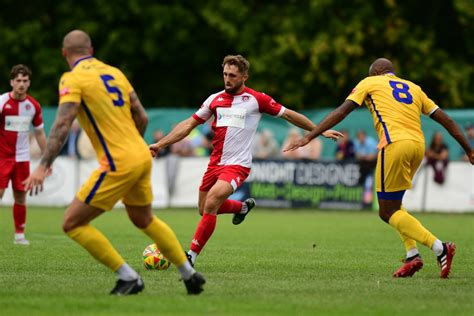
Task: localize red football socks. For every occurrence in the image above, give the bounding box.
[217,199,243,214]
[13,203,26,233]
[190,213,217,254]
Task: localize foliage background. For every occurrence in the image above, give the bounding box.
[0,0,473,109]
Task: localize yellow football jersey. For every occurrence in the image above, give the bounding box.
[346,73,438,149]
[58,56,149,171]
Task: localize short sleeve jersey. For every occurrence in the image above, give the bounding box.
[58,56,149,171]
[0,92,43,161]
[192,87,286,167]
[346,73,438,149]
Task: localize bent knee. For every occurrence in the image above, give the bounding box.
[378,210,392,223]
[62,220,76,234]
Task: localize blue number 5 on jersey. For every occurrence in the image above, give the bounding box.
[100,74,124,106]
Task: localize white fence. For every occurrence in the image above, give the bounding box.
[1,157,473,212]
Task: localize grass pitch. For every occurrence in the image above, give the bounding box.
[0,207,473,316]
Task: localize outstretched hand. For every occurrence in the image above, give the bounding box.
[149,143,161,158]
[322,129,344,141]
[23,165,52,196]
[283,137,311,152]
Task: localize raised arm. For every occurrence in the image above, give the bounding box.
[284,100,358,151]
[129,91,148,136]
[430,109,473,163]
[280,108,343,140]
[149,117,201,157]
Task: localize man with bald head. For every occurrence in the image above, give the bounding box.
[24,30,205,295]
[285,57,474,278]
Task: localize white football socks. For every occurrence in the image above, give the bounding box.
[14,233,25,240]
[188,250,198,265]
[406,248,419,259]
[178,261,196,281]
[432,239,444,256]
[116,263,139,281]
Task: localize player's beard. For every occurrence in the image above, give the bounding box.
[225,81,244,95]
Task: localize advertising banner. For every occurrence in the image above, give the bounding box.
[246,160,366,209]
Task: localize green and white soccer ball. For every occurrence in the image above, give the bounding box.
[143,243,171,270]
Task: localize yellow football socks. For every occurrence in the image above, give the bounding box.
[389,209,437,249]
[141,216,187,266]
[67,224,125,271]
[397,207,417,251]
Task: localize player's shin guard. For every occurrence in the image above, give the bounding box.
[217,199,243,214]
[13,203,26,233]
[389,210,437,249]
[190,213,217,254]
[67,224,125,271]
[141,216,187,266]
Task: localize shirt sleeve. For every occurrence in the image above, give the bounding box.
[30,98,44,129]
[255,92,285,116]
[419,89,439,116]
[192,94,215,123]
[346,78,370,106]
[58,72,82,105]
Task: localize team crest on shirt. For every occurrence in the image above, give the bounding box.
[242,95,250,102]
[60,87,70,96]
[25,104,31,111]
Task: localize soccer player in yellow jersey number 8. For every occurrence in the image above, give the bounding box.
[284,58,474,279]
[24,30,205,295]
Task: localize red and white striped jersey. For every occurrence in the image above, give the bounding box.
[0,92,43,162]
[192,87,285,168]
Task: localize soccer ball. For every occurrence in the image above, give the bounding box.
[142,243,171,270]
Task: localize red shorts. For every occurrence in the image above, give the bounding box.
[199,165,251,192]
[0,160,30,191]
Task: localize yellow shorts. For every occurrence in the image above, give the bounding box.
[77,159,153,211]
[375,140,424,196]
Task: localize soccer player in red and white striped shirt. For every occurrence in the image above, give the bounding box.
[0,65,46,245]
[150,55,342,266]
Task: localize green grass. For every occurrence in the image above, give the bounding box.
[0,207,473,316]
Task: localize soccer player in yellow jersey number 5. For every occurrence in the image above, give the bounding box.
[285,58,474,279]
[24,30,205,295]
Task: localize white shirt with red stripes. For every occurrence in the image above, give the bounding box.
[192,87,286,168]
[0,92,43,162]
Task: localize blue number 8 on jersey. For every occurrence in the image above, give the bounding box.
[389,80,413,104]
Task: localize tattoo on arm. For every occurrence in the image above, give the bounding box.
[130,92,148,136]
[40,102,79,168]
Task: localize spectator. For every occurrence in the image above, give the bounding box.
[426,131,449,185]
[252,128,280,159]
[335,129,355,161]
[300,131,322,160]
[282,128,323,160]
[281,128,303,159]
[354,130,378,206]
[461,123,474,161]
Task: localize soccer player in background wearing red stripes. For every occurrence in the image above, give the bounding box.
[0,65,46,245]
